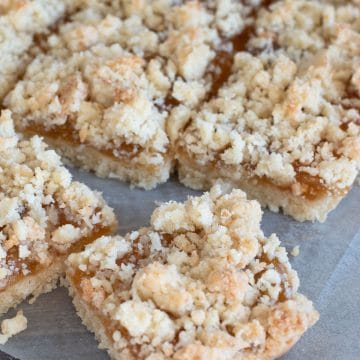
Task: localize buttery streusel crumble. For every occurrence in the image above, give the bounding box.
[248,0,360,62]
[0,110,116,315]
[0,0,80,100]
[66,186,318,359]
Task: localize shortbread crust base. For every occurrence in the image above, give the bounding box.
[177,162,344,222]
[0,257,65,316]
[23,132,172,190]
[66,279,131,360]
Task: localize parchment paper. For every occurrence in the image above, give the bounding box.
[1,167,359,360]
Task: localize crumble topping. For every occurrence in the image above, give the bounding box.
[44,0,255,88]
[0,310,27,345]
[67,185,318,358]
[0,110,116,290]
[291,246,300,257]
[0,0,80,99]
[248,0,360,62]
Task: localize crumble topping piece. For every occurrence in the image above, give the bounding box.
[0,110,116,302]
[45,0,256,96]
[66,186,318,359]
[0,310,27,345]
[177,41,359,211]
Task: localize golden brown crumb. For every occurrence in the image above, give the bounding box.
[291,246,300,257]
[0,310,27,344]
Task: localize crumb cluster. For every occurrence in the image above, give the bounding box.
[67,186,318,359]
[0,0,79,99]
[0,110,115,290]
[0,310,27,345]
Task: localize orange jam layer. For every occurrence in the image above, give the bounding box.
[179,148,349,201]
[25,124,143,160]
[0,224,114,292]
[22,125,171,173]
[71,270,128,347]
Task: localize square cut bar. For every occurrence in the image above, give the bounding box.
[176,22,360,221]
[66,186,318,359]
[4,0,257,189]
[0,110,117,315]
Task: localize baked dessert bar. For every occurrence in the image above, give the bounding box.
[5,44,174,190]
[176,2,360,222]
[0,110,116,315]
[66,186,318,359]
[4,0,257,189]
[0,0,79,100]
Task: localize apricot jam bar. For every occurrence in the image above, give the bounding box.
[66,186,318,359]
[0,110,116,315]
[176,1,360,222]
[4,0,257,189]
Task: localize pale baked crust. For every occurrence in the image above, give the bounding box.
[0,309,27,344]
[66,186,319,359]
[0,110,117,315]
[27,131,174,190]
[0,256,64,315]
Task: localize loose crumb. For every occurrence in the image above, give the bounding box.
[0,310,27,345]
[291,246,300,257]
[67,185,319,359]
